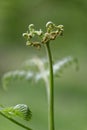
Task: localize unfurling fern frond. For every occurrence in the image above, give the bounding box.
[2,56,78,89]
[0,104,32,130]
[0,104,32,121]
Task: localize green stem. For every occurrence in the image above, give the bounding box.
[0,111,32,130]
[45,42,55,130]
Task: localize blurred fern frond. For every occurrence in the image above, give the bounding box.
[2,56,78,89]
[53,56,78,77]
[2,70,34,89]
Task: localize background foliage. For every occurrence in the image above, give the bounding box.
[0,0,87,130]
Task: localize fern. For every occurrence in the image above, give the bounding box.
[0,21,78,130]
[0,104,32,121]
[0,104,32,130]
[2,56,78,89]
[2,70,34,89]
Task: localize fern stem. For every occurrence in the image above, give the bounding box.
[45,42,55,130]
[0,111,32,130]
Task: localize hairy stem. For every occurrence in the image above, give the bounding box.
[0,111,32,130]
[45,42,55,130]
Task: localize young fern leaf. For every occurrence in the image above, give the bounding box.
[0,104,32,130]
[2,70,34,89]
[2,56,78,89]
[2,57,48,89]
[53,56,78,77]
[0,104,32,121]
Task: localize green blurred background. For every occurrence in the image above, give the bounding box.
[0,0,87,130]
